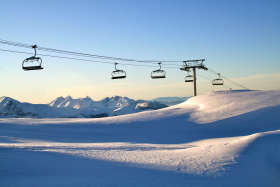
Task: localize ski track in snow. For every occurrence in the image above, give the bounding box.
[1,90,280,186]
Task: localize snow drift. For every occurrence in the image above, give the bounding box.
[0,90,279,187]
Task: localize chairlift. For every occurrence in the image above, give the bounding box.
[185,71,193,82]
[212,73,224,85]
[111,63,126,79]
[151,62,166,79]
[22,45,43,71]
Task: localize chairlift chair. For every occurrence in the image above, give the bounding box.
[185,72,193,82]
[111,63,126,79]
[22,45,43,71]
[151,62,166,79]
[212,73,224,85]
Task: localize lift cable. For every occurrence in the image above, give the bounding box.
[0,39,249,90]
[0,39,183,64]
[0,48,179,69]
[196,73,231,89]
[207,68,249,90]
[0,48,248,89]
[204,68,249,90]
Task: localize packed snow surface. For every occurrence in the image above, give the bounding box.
[1,90,280,186]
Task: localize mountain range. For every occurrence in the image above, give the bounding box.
[0,96,167,118]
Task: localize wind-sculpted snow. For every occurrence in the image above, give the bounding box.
[185,90,280,124]
[0,90,280,186]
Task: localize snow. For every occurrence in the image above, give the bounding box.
[0,90,280,186]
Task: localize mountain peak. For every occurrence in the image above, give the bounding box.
[0,96,20,106]
[73,96,94,109]
[65,95,73,100]
[0,96,8,102]
[49,96,65,107]
[85,96,91,99]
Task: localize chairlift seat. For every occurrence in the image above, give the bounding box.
[112,76,126,79]
[212,82,224,85]
[185,80,193,82]
[151,75,166,79]
[23,66,44,71]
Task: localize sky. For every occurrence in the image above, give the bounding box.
[0,0,280,103]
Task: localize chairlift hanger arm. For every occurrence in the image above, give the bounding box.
[158,62,162,70]
[32,45,37,57]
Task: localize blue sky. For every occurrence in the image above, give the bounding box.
[1,0,280,103]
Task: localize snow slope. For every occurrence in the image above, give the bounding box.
[0,90,280,187]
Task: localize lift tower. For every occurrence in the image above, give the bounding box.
[180,59,208,97]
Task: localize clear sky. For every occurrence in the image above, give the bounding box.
[1,0,280,103]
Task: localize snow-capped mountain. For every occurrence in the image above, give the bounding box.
[49,96,167,110]
[0,96,167,118]
[135,100,167,110]
[0,96,79,118]
[96,96,134,108]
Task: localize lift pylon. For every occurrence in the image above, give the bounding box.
[180,59,208,96]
